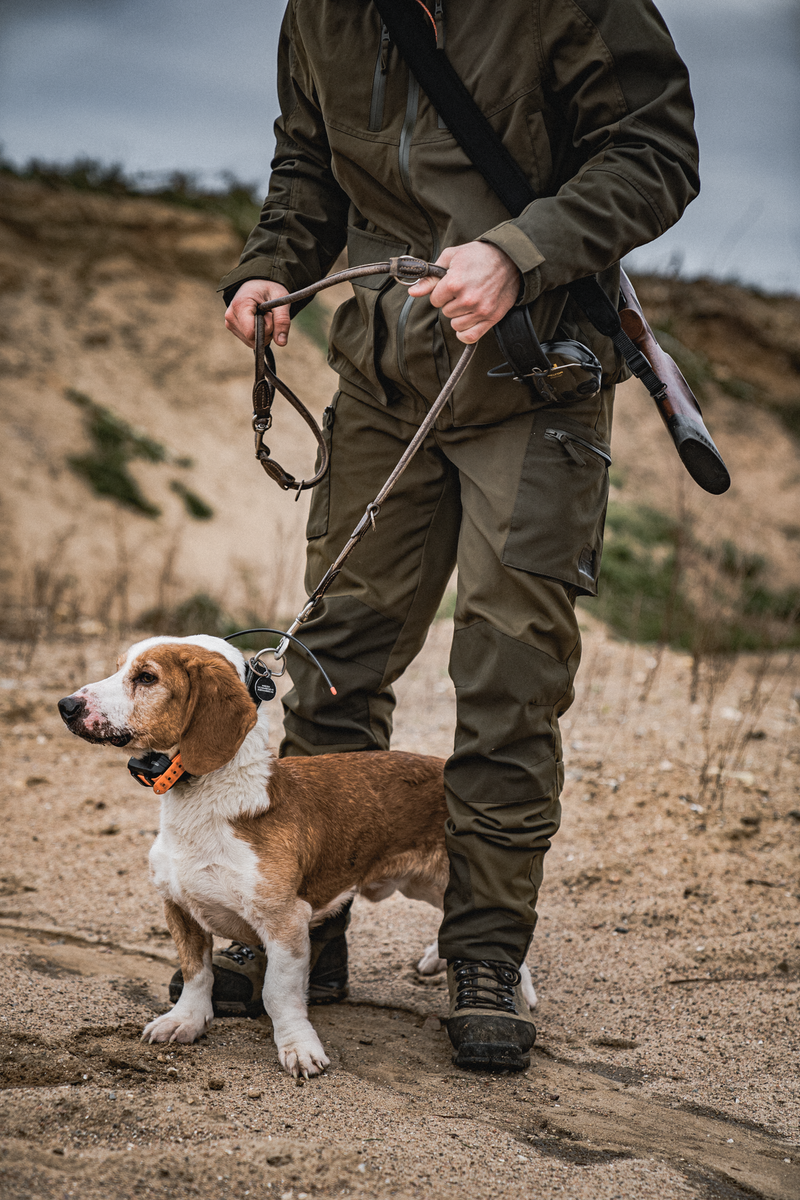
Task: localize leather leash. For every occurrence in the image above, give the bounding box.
[249,254,474,660]
[252,255,447,492]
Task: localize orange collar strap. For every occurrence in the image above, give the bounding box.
[127,751,189,794]
[152,754,188,794]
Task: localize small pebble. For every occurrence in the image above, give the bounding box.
[247,1088,263,1099]
[52,1147,65,1156]
[166,1066,178,1076]
[208,1079,225,1091]
[295,1078,305,1087]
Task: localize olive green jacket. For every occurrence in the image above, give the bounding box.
[219,0,699,426]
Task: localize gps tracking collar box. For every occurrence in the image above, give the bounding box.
[128,752,189,794]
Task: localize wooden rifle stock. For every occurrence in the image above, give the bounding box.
[618,270,730,495]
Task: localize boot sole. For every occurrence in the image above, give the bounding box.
[452,1042,531,1073]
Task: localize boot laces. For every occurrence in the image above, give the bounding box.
[452,959,521,1014]
[218,942,261,966]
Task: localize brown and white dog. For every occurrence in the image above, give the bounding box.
[58,634,536,1076]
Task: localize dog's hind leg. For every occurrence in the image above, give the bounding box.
[395,872,448,976]
[259,900,330,1079]
[142,900,214,1044]
[520,962,537,1008]
[417,939,447,974]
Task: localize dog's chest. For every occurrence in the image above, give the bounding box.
[149,809,261,935]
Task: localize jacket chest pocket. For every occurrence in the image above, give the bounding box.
[502,412,612,596]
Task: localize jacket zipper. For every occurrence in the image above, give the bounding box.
[545,428,612,467]
[434,1,448,127]
[396,73,440,389]
[368,22,391,132]
[434,0,446,49]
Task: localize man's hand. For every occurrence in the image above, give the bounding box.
[407,241,521,344]
[224,280,291,350]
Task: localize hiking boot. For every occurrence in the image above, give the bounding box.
[170,942,268,1019]
[169,917,350,1018]
[445,959,536,1072]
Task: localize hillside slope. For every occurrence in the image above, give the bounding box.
[1,176,798,643]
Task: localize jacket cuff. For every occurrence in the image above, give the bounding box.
[217,255,297,296]
[479,222,546,306]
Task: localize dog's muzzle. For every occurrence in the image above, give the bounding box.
[57,695,132,746]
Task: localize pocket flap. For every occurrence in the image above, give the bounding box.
[346,225,409,289]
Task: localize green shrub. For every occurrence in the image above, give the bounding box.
[583,501,800,652]
[169,480,214,520]
[586,501,694,646]
[138,593,229,637]
[0,155,262,241]
[294,301,331,352]
[66,389,166,517]
[66,389,213,520]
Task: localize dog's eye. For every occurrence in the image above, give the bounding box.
[135,672,158,685]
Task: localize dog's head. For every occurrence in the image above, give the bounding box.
[57,635,258,776]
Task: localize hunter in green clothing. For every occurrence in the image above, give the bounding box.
[210,0,698,1070]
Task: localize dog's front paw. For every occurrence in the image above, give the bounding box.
[141,1007,211,1045]
[417,940,446,975]
[276,1032,330,1079]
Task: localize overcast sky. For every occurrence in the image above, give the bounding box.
[1,0,798,292]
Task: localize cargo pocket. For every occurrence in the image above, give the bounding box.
[502,410,611,596]
[306,393,339,540]
[327,226,411,402]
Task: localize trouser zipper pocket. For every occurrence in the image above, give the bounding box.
[545,428,612,468]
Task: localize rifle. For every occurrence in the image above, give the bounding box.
[567,272,731,495]
[618,270,730,494]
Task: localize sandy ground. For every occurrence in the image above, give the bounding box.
[1,619,799,1200]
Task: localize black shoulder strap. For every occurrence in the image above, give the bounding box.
[372,0,663,392]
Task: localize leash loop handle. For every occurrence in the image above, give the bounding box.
[251,258,447,493]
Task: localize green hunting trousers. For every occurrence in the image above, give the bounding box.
[279,379,614,966]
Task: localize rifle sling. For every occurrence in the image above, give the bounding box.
[372,0,667,398]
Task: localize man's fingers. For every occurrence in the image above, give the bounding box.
[451,317,495,344]
[224,282,291,350]
[270,302,291,347]
[225,302,255,348]
[408,246,456,298]
[406,275,438,297]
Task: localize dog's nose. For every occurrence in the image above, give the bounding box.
[58,696,85,723]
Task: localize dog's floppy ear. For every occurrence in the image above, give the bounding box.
[175,648,257,776]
